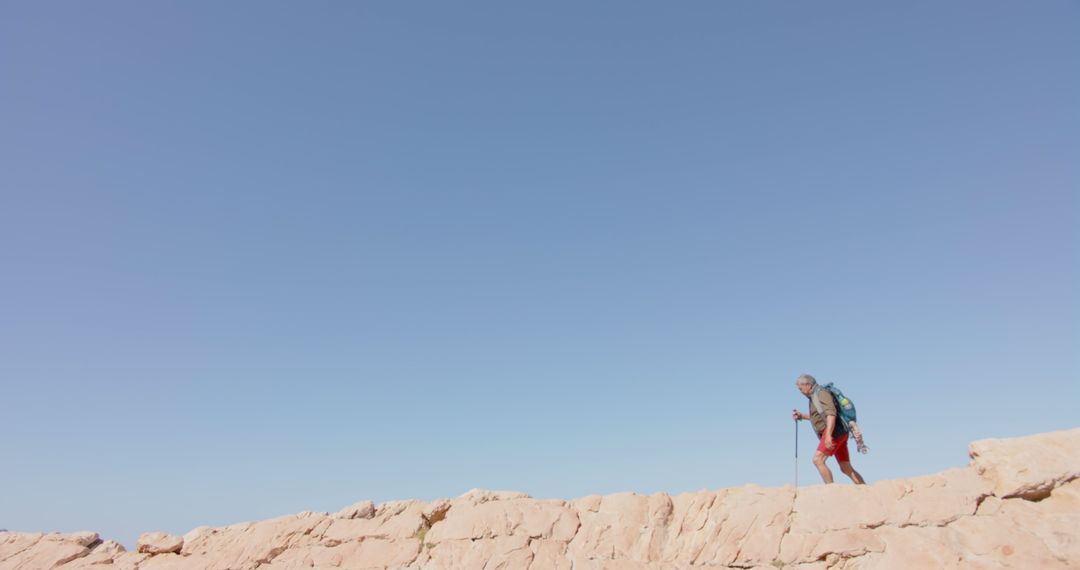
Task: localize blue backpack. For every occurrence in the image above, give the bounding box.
[811,383,868,453]
[812,383,858,431]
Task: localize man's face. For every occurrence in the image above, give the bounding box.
[796,381,812,396]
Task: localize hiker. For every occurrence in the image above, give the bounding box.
[792,374,866,485]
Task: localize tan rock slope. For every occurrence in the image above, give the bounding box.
[3,428,1078,569]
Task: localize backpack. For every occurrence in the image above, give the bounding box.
[817,383,857,425]
[811,382,868,453]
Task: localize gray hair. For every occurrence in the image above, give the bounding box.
[796,374,817,387]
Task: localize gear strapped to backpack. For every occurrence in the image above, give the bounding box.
[811,383,869,454]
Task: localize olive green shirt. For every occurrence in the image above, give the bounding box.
[807,388,847,439]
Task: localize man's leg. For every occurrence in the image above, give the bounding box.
[812,451,833,484]
[833,436,864,484]
[838,461,866,485]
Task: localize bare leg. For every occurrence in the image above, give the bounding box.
[839,461,866,485]
[813,452,834,484]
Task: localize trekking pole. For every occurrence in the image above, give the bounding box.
[794,415,799,489]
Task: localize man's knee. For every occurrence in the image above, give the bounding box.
[839,462,854,474]
[813,453,827,467]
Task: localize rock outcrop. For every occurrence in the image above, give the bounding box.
[135,533,183,555]
[2,428,1078,569]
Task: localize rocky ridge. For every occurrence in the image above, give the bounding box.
[2,428,1078,569]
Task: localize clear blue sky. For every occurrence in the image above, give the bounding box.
[2,1,1077,547]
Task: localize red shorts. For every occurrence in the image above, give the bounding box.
[817,433,850,463]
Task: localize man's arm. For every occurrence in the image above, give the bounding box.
[823,414,836,449]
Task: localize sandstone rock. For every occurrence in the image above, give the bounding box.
[268,537,422,569]
[92,538,125,554]
[179,512,330,569]
[425,498,578,543]
[983,480,1080,563]
[334,499,376,520]
[969,427,1080,499]
[566,491,651,562]
[684,484,792,567]
[136,531,184,554]
[0,532,95,569]
[422,498,452,524]
[570,493,602,512]
[780,527,885,565]
[62,532,100,548]
[2,428,1078,569]
[529,538,573,570]
[180,525,210,547]
[61,540,127,569]
[419,534,532,569]
[319,500,425,545]
[456,488,531,504]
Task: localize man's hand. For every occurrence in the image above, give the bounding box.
[823,437,835,451]
[792,409,802,421]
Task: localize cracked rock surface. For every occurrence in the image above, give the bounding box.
[3,428,1078,569]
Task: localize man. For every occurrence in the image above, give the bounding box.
[792,374,866,485]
